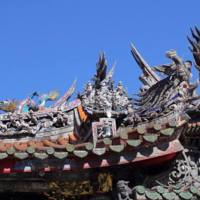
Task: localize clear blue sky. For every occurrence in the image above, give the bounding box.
[0,0,199,100]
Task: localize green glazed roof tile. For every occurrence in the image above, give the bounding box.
[143,134,158,143]
[127,139,141,147]
[0,153,8,160]
[173,189,182,194]
[162,192,176,200]
[53,152,68,159]
[26,146,35,154]
[73,150,88,158]
[92,148,106,156]
[179,191,193,200]
[136,185,145,195]
[173,185,182,194]
[154,123,162,131]
[85,142,94,151]
[135,185,199,200]
[145,190,161,200]
[156,186,166,194]
[66,143,75,152]
[160,128,174,136]
[7,147,15,155]
[14,152,29,160]
[109,144,124,153]
[34,152,48,160]
[46,147,55,155]
[189,185,198,194]
[103,138,112,145]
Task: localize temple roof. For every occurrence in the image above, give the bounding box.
[0,28,198,179]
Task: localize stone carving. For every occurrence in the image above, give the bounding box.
[116,180,133,200]
[168,150,200,188]
[115,149,200,200]
[0,109,71,137]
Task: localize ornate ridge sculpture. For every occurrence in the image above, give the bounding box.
[0,28,199,200]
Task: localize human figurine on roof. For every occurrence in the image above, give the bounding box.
[116,81,126,95]
[0,121,7,132]
[54,110,69,127]
[26,95,39,112]
[99,80,110,94]
[80,82,95,111]
[85,82,93,95]
[95,81,112,112]
[27,110,38,126]
[113,81,130,112]
[7,113,30,132]
[85,82,95,104]
[139,85,149,96]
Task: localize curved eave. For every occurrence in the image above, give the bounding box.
[0,139,182,174]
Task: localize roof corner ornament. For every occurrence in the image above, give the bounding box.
[188,27,200,79]
[79,53,132,119]
[130,43,160,89]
